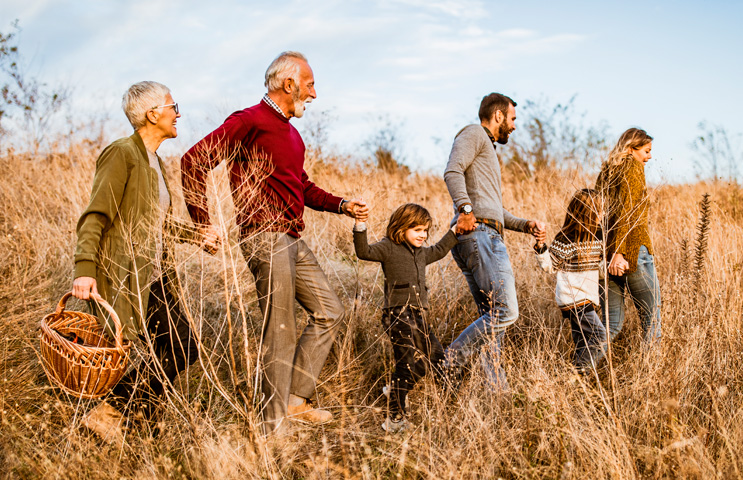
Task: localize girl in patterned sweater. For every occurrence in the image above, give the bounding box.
[535,189,607,370]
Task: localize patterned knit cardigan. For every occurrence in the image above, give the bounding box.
[535,233,604,310]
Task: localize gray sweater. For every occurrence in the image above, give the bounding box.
[354,227,458,309]
[444,124,528,232]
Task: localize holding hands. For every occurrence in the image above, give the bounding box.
[199,225,222,255]
[454,212,477,235]
[194,199,369,255]
[344,199,369,223]
[526,220,547,244]
[608,253,629,276]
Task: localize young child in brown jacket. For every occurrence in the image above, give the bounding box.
[354,203,457,432]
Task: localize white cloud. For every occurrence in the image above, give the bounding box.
[2,0,587,170]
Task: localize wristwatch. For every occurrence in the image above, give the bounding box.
[459,204,473,215]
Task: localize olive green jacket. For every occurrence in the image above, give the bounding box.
[74,132,197,340]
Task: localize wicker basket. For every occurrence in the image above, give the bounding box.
[40,292,131,399]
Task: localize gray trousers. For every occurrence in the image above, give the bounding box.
[241,232,344,432]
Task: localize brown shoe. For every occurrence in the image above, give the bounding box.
[82,401,125,446]
[287,401,332,424]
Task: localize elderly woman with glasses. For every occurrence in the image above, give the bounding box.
[72,81,203,443]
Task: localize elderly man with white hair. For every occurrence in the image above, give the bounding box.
[73,81,202,443]
[181,51,368,434]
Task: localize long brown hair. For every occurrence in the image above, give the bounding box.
[558,188,602,243]
[386,203,432,245]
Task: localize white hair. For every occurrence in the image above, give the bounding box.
[122,81,170,130]
[264,51,308,92]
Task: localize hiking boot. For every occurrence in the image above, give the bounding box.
[82,401,125,447]
[287,400,332,424]
[381,415,410,433]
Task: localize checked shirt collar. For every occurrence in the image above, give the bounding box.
[262,94,288,119]
[482,125,498,151]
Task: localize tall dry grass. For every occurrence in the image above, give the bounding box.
[1,138,742,479]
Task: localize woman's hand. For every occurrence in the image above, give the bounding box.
[72,276,98,300]
[608,253,629,276]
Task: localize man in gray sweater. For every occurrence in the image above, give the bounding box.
[443,93,546,391]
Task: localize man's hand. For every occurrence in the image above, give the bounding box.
[342,199,369,222]
[72,276,98,300]
[608,253,629,276]
[526,220,547,244]
[200,225,221,255]
[455,213,477,235]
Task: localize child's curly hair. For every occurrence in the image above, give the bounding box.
[386,203,432,245]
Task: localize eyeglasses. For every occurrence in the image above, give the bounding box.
[151,103,179,114]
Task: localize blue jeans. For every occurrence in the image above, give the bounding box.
[600,246,662,343]
[445,224,518,391]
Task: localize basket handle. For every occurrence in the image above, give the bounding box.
[55,292,125,350]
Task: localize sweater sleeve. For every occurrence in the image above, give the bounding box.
[503,208,529,232]
[547,240,571,272]
[353,229,388,262]
[181,113,248,227]
[612,162,644,257]
[302,169,344,213]
[534,243,557,274]
[424,229,458,264]
[443,126,482,211]
[74,143,130,279]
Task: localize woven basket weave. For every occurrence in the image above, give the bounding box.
[40,292,131,399]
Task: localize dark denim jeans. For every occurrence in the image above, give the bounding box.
[600,246,662,343]
[445,224,518,391]
[383,306,445,417]
[562,304,607,369]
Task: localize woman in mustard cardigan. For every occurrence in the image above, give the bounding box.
[595,128,661,343]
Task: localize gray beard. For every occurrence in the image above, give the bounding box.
[292,90,307,118]
[293,101,305,118]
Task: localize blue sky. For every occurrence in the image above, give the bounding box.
[2,0,741,183]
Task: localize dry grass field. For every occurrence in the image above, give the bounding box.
[1,136,742,479]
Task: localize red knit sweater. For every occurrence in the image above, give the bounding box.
[181,100,343,238]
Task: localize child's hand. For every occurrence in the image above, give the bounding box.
[535,240,545,249]
[527,220,547,243]
[342,198,369,221]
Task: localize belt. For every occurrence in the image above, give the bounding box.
[477,218,503,236]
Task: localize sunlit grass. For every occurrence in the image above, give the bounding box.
[1,141,742,478]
